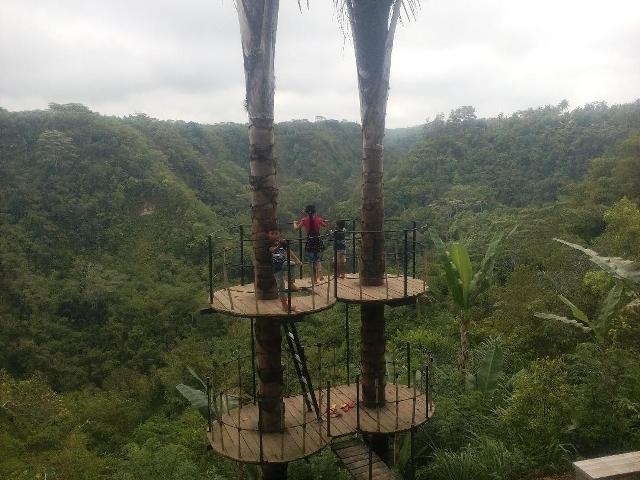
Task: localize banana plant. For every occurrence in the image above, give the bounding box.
[535,284,623,344]
[465,338,504,394]
[176,366,239,419]
[430,226,516,370]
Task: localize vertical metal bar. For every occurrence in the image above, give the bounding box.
[368,434,373,480]
[298,227,304,279]
[356,374,360,432]
[352,219,357,274]
[258,399,264,463]
[218,391,225,451]
[375,377,380,432]
[333,233,338,298]
[326,381,331,437]
[317,343,323,409]
[280,402,285,460]
[410,426,416,480]
[412,221,417,279]
[287,242,292,314]
[239,225,245,285]
[403,229,409,297]
[250,319,256,404]
[206,377,212,433]
[395,372,399,429]
[407,342,411,387]
[412,371,417,426]
[345,305,350,385]
[208,235,213,303]
[302,395,307,454]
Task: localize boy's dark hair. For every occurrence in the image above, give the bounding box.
[336,220,345,229]
[304,205,316,216]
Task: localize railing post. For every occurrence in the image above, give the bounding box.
[412,221,417,279]
[239,225,245,286]
[298,227,304,279]
[368,434,373,480]
[406,342,411,387]
[356,374,360,432]
[403,229,409,297]
[333,233,338,298]
[326,381,331,437]
[345,305,350,385]
[208,235,213,304]
[250,318,256,404]
[206,377,212,433]
[351,219,357,274]
[287,242,292,314]
[258,398,264,463]
[410,425,416,480]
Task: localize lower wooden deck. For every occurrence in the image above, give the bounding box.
[207,383,433,464]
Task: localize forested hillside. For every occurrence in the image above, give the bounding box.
[1,100,639,479]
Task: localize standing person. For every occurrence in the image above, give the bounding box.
[293,205,328,283]
[332,220,348,279]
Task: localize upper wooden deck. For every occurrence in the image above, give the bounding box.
[207,383,433,464]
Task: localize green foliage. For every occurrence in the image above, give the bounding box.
[465,338,504,394]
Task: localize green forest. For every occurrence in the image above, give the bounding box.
[1,99,639,479]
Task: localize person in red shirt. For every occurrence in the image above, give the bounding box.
[293,204,328,283]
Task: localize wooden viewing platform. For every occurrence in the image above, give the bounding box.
[209,278,336,318]
[334,273,427,304]
[332,437,398,480]
[574,451,640,479]
[207,383,433,464]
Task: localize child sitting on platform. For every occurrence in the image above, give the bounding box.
[268,229,302,312]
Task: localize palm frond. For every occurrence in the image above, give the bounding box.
[534,312,592,333]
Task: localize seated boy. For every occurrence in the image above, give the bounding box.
[268,229,302,312]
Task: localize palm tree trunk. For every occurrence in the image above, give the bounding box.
[348,0,401,410]
[237,3,285,478]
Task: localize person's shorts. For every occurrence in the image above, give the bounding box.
[306,251,321,263]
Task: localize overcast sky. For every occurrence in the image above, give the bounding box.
[1,0,639,128]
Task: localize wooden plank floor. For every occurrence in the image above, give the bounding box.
[332,438,398,480]
[574,451,640,479]
[207,383,433,464]
[320,273,426,304]
[209,277,336,318]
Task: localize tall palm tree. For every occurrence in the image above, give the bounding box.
[236,0,283,434]
[335,0,418,459]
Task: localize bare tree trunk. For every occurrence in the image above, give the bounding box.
[236,3,285,478]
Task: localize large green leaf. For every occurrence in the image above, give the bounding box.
[554,238,640,285]
[176,384,209,419]
[450,243,472,308]
[470,226,516,302]
[475,341,504,394]
[187,366,206,389]
[558,294,589,324]
[598,284,623,323]
[534,312,592,333]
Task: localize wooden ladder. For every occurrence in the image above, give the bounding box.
[282,321,321,419]
[331,437,398,480]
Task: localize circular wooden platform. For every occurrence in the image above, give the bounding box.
[207,383,434,464]
[334,273,427,304]
[209,278,337,318]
